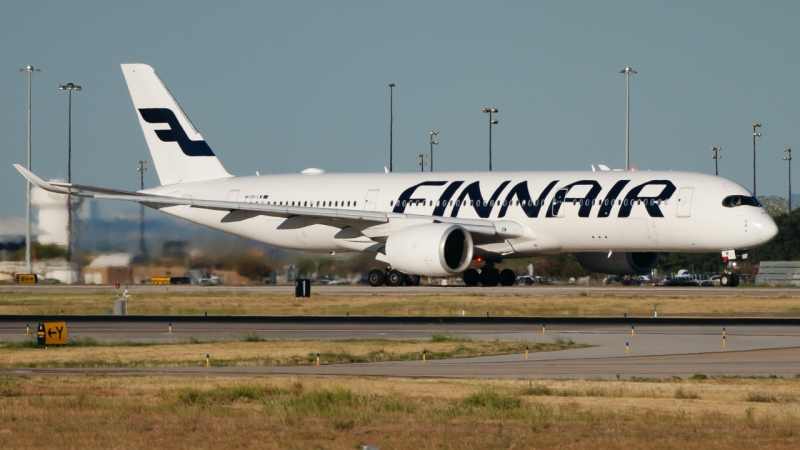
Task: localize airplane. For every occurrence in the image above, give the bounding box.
[14,64,779,288]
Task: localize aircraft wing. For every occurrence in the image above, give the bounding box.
[14,164,517,238]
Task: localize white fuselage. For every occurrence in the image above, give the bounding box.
[142,169,778,258]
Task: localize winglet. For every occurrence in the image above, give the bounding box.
[12,164,70,194]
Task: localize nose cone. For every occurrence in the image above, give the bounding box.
[752,213,779,245]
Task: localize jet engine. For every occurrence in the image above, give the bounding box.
[384,223,473,277]
[575,252,660,275]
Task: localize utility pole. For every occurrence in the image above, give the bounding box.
[58,82,81,263]
[19,65,41,275]
[136,160,148,260]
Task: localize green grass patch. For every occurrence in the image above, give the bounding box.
[430,333,472,343]
[241,331,267,342]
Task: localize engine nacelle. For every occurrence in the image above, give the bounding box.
[575,252,660,275]
[384,223,473,277]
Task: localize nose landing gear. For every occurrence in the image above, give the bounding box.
[720,273,740,287]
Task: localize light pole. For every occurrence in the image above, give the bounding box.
[482,108,498,171]
[136,160,148,260]
[784,148,792,215]
[620,67,636,171]
[753,123,762,197]
[19,65,41,275]
[58,82,81,263]
[417,154,427,172]
[429,131,439,172]
[711,146,721,176]
[388,83,395,172]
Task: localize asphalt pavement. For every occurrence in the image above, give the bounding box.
[2,318,799,379]
[1,283,799,297]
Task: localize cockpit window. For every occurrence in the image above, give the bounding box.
[722,195,761,208]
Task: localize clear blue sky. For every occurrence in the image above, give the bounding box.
[2,1,800,220]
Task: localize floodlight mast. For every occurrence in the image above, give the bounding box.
[18,65,41,275]
[58,82,81,263]
[136,160,148,260]
[784,148,792,216]
[711,146,721,176]
[429,131,438,172]
[482,108,498,171]
[619,67,636,171]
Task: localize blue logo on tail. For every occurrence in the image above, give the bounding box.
[138,108,215,157]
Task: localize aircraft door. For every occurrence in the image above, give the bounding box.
[676,187,694,218]
[364,189,379,211]
[551,188,567,218]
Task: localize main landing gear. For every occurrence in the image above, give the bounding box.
[368,268,421,287]
[463,265,516,287]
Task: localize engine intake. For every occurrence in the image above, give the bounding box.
[384,223,473,277]
[575,252,660,275]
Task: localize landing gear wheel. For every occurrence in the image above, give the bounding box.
[463,268,480,286]
[411,275,421,286]
[403,274,413,286]
[479,268,501,287]
[499,269,516,286]
[720,274,731,287]
[368,269,385,287]
[731,274,740,287]
[387,270,405,287]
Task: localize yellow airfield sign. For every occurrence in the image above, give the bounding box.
[37,322,68,346]
[15,274,37,284]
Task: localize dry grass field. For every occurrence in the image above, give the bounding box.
[0,335,583,368]
[1,375,799,449]
[1,289,800,317]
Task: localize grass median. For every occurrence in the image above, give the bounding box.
[0,334,584,368]
[0,375,799,449]
[2,289,800,317]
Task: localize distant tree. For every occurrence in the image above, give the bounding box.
[13,242,66,261]
[758,195,788,217]
[235,256,273,281]
[657,252,724,275]
[756,208,800,261]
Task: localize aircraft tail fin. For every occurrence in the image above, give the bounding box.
[121,64,232,186]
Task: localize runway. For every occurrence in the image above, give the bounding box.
[1,283,799,297]
[2,318,799,379]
